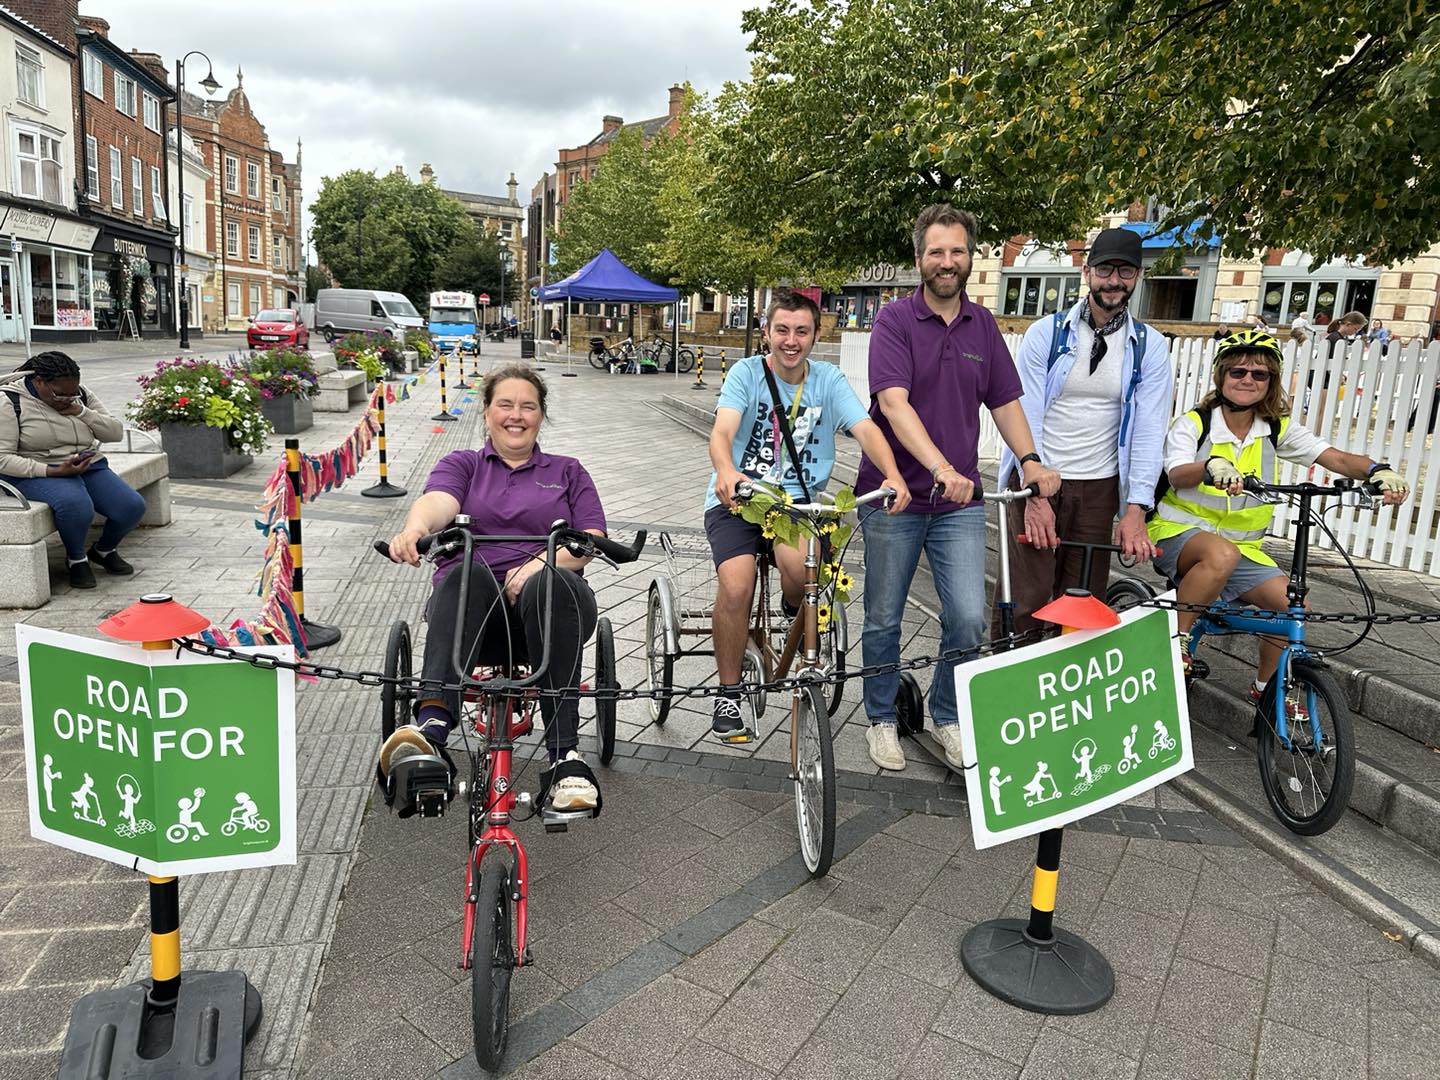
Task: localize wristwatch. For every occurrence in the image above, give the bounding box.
[1019,453,1042,467]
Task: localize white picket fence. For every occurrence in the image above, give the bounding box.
[840,331,1440,576]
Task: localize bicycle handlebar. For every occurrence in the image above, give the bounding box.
[373,523,647,565]
[980,482,1041,504]
[1241,475,1383,498]
[733,482,895,513]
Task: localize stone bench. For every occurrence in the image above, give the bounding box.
[316,369,369,412]
[0,451,172,608]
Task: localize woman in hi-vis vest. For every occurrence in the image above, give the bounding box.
[1147,330,1409,702]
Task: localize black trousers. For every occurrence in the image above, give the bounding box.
[422,561,598,755]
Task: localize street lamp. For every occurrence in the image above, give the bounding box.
[174,51,220,350]
[499,248,513,334]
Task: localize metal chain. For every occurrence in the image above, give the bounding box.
[172,594,1440,701]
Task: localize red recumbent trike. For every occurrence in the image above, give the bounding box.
[372,517,645,1072]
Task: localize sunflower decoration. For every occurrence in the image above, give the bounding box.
[817,603,832,633]
[835,569,854,595]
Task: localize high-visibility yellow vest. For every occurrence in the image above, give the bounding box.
[1148,410,1290,566]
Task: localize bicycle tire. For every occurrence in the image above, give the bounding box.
[793,682,835,876]
[595,617,617,764]
[1256,661,1354,836]
[823,604,847,718]
[588,349,608,371]
[470,857,514,1073]
[678,348,695,374]
[645,587,673,725]
[1105,576,1156,613]
[895,672,924,737]
[380,621,412,744]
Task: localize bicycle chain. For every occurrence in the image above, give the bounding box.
[173,595,1440,700]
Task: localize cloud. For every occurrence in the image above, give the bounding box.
[91,0,757,229]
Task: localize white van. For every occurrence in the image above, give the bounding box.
[314,289,425,342]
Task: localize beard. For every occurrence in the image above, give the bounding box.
[1090,279,1134,313]
[922,263,970,299]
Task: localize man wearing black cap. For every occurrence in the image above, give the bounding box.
[995,227,1174,635]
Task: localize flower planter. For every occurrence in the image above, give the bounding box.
[260,393,313,434]
[158,423,253,479]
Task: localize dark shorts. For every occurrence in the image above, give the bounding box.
[704,504,830,567]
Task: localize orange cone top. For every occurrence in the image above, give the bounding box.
[1033,588,1119,631]
[97,594,211,642]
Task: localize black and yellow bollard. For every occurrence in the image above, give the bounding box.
[717,347,728,394]
[286,439,342,650]
[692,345,706,389]
[451,345,471,390]
[362,388,407,499]
[959,588,1116,1014]
[470,341,483,382]
[59,595,263,1076]
[432,352,457,422]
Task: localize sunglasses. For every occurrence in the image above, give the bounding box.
[1225,366,1272,383]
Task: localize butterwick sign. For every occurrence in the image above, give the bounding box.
[956,603,1192,849]
[17,625,296,875]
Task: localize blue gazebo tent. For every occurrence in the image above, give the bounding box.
[537,249,681,375]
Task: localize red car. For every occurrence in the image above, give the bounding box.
[248,308,310,350]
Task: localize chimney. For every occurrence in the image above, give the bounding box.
[77,14,110,39]
[506,172,518,204]
[419,162,434,185]
[393,165,406,177]
[129,50,170,86]
[668,84,685,118]
[6,1,79,48]
[601,115,623,135]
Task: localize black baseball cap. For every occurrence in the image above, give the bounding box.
[1087,228,1143,268]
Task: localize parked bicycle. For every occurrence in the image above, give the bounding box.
[587,336,644,373]
[1106,475,1383,835]
[642,335,696,373]
[372,518,645,1071]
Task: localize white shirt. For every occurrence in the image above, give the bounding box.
[1042,313,1126,479]
[1162,406,1331,473]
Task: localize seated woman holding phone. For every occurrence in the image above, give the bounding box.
[0,352,145,589]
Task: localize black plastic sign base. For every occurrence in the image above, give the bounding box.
[59,970,262,1079]
[361,480,408,499]
[960,918,1114,1015]
[301,617,342,651]
[431,412,458,422]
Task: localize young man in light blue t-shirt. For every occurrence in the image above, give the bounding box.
[704,290,910,740]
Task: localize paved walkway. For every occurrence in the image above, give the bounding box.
[1,353,1437,1078]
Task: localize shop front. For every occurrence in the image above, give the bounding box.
[824,263,920,329]
[91,229,176,339]
[0,203,101,344]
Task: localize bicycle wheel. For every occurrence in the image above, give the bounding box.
[595,617,617,764]
[792,682,836,877]
[380,621,413,744]
[1256,661,1354,836]
[741,643,766,720]
[645,586,673,725]
[677,348,696,374]
[588,349,608,371]
[1105,576,1156,613]
[822,603,847,718]
[895,672,924,737]
[470,857,514,1073]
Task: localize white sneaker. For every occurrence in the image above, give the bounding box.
[550,750,598,811]
[932,724,966,771]
[866,723,905,771]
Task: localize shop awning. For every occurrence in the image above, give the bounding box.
[1120,220,1221,250]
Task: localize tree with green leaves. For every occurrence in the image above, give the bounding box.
[907,0,1440,265]
[552,127,669,283]
[310,170,472,304]
[304,264,331,304]
[435,222,508,300]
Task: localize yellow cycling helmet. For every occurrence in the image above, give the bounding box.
[1215,328,1283,368]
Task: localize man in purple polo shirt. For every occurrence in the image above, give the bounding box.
[858,203,1060,773]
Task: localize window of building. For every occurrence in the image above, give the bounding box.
[1001,274,1081,317]
[109,146,122,207]
[150,165,166,219]
[114,71,137,117]
[15,43,43,108]
[131,157,143,215]
[248,224,260,261]
[246,161,259,199]
[224,154,238,193]
[226,221,239,257]
[248,283,261,315]
[273,286,285,308]
[83,51,104,99]
[84,135,99,199]
[701,291,716,313]
[142,92,161,133]
[27,249,95,329]
[182,193,194,247]
[500,222,514,239]
[272,237,282,268]
[568,169,579,188]
[271,176,282,211]
[227,282,240,316]
[14,124,62,203]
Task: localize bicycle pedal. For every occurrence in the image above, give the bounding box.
[541,806,596,833]
[712,727,756,746]
[1188,657,1211,682]
[389,754,455,818]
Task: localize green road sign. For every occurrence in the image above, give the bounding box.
[18,626,296,875]
[956,603,1191,849]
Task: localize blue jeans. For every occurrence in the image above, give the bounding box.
[861,506,987,728]
[2,460,146,561]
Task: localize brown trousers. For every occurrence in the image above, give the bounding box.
[991,475,1120,640]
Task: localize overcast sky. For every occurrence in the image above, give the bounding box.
[94,0,758,241]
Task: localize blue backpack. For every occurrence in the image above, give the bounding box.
[1044,311,1149,447]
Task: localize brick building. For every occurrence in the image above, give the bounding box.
[419,163,526,322]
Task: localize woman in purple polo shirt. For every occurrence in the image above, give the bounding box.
[379,364,608,812]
